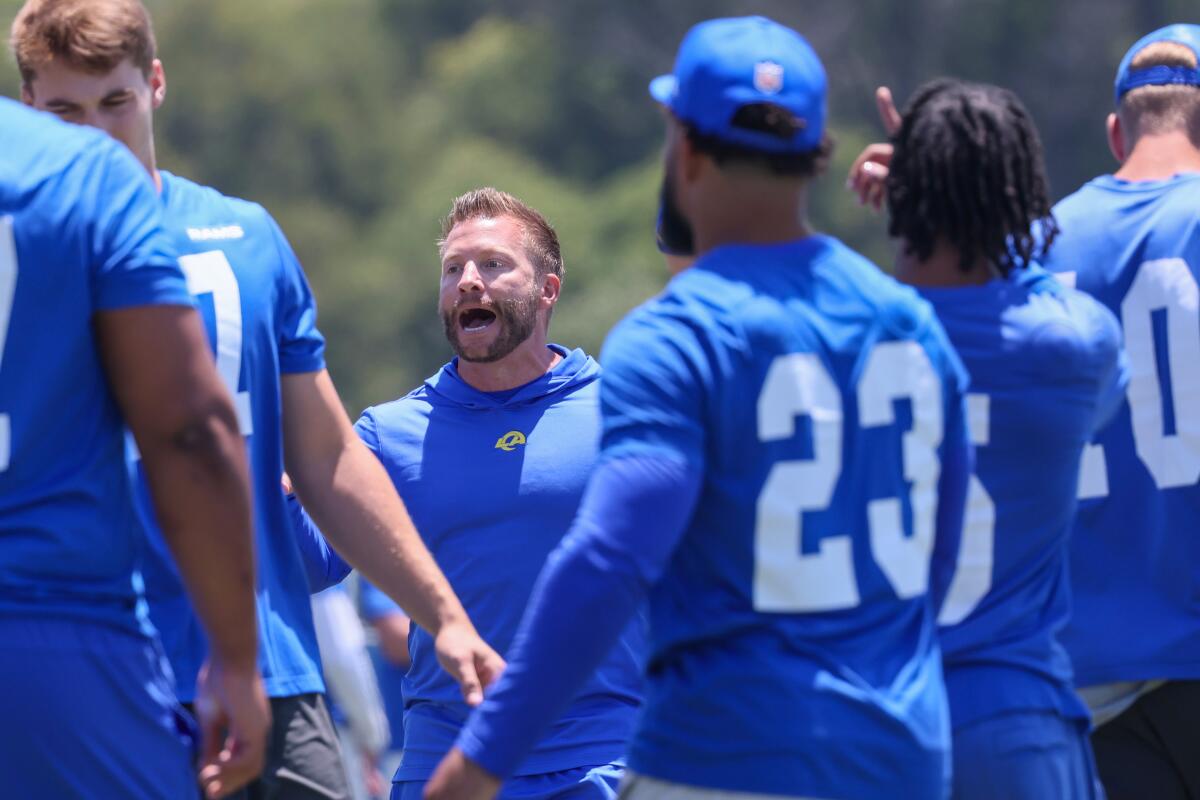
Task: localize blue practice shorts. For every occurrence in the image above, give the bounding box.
[394,761,624,800]
[952,709,1104,800]
[0,616,198,799]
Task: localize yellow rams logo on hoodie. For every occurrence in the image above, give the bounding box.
[495,430,527,452]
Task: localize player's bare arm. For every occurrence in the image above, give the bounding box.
[95,304,269,799]
[280,369,504,706]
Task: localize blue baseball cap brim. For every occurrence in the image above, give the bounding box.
[649,74,677,106]
[1114,23,1200,105]
[649,16,827,155]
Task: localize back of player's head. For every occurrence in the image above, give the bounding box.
[650,16,833,177]
[439,188,563,280]
[10,0,156,86]
[1114,25,1200,147]
[886,78,1057,277]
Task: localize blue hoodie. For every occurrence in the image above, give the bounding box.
[357,345,644,782]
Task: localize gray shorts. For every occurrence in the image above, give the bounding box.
[617,772,829,800]
[190,692,350,800]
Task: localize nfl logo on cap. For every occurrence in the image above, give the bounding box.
[648,16,828,153]
[754,61,784,95]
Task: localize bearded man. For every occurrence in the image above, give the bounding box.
[300,187,645,800]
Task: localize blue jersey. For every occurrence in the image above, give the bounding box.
[601,237,967,797]
[1044,173,1200,687]
[919,266,1126,729]
[0,99,192,631]
[135,171,327,700]
[355,347,643,781]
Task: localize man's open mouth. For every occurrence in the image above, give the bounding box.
[459,307,497,333]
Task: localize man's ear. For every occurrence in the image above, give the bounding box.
[1106,112,1127,164]
[150,59,166,109]
[540,272,561,308]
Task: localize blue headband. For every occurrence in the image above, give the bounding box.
[1112,24,1200,105]
[1116,64,1200,103]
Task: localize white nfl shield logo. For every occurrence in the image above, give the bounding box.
[754,61,784,94]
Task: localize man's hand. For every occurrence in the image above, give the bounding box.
[282,369,500,701]
[195,659,272,799]
[434,622,506,707]
[846,86,903,210]
[424,747,500,800]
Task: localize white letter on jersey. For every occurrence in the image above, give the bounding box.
[753,353,856,612]
[179,251,253,436]
[859,341,943,599]
[1121,258,1200,489]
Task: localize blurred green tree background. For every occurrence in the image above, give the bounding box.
[1,0,1193,412]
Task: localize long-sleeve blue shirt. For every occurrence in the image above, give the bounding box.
[353,346,644,782]
[458,236,971,798]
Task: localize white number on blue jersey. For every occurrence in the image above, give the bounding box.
[754,353,855,611]
[938,394,996,625]
[1073,259,1200,497]
[753,343,944,612]
[0,217,16,472]
[860,341,943,598]
[179,251,253,435]
[1121,258,1200,489]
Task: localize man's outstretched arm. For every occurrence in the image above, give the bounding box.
[281,369,504,706]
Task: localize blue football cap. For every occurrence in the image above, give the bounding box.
[1113,24,1200,105]
[649,16,827,154]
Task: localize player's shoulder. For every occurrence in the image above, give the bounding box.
[645,235,933,336]
[1051,179,1103,223]
[0,100,141,200]
[817,236,938,341]
[0,98,105,164]
[604,287,708,370]
[808,237,952,373]
[355,386,437,458]
[362,383,437,426]
[1012,268,1122,380]
[159,171,277,238]
[1055,172,1200,221]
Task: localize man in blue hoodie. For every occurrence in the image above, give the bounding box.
[354,188,644,799]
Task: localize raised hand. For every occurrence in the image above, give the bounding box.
[846,86,903,211]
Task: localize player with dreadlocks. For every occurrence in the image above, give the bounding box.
[886,79,1056,274]
[849,79,1127,799]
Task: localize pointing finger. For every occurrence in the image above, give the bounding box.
[876,86,902,135]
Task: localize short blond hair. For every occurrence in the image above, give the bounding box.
[11,0,156,85]
[1119,41,1200,143]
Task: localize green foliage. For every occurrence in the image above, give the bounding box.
[0,0,1190,411]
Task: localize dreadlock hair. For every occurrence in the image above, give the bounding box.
[886,78,1058,276]
[683,102,835,178]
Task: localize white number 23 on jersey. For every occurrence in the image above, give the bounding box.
[753,343,944,613]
